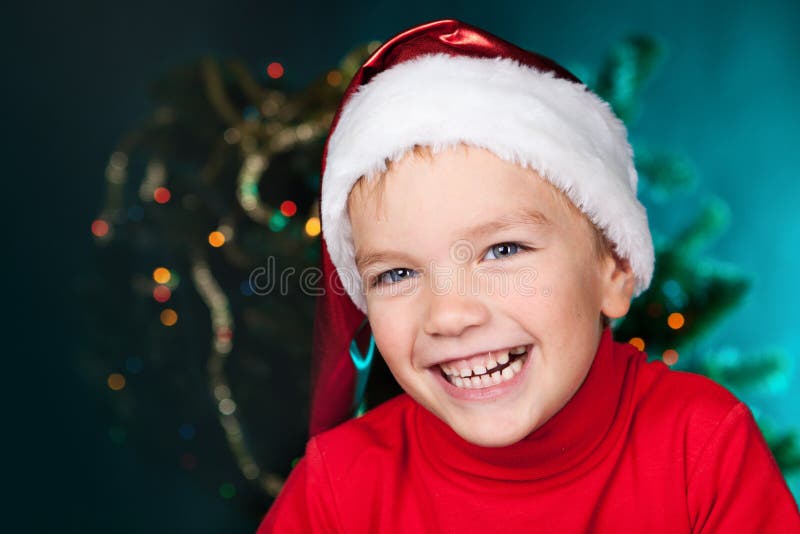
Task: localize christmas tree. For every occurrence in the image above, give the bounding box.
[82,35,799,518]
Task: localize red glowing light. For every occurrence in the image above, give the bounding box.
[267,62,284,79]
[91,219,109,237]
[279,200,297,217]
[153,285,171,303]
[154,187,171,204]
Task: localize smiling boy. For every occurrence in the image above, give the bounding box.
[347,143,633,449]
[257,19,800,533]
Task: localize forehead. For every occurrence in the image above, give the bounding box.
[347,144,578,231]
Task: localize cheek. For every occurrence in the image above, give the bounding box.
[539,254,601,304]
[500,265,599,329]
[367,305,416,362]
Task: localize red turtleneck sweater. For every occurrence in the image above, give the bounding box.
[257,329,800,532]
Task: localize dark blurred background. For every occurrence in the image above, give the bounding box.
[5,1,799,532]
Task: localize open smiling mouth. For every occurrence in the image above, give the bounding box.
[438,345,531,389]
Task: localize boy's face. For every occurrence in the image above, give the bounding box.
[348,144,634,447]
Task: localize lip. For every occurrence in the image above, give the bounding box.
[431,345,533,401]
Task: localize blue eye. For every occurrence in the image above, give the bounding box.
[483,242,525,260]
[372,267,416,287]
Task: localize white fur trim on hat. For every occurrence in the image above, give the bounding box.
[322,53,654,314]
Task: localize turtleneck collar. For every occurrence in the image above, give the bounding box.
[413,327,632,484]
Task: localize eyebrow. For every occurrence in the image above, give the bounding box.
[464,207,551,240]
[355,249,419,273]
[354,207,551,271]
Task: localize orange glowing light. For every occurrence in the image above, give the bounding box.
[628,337,645,351]
[305,217,321,237]
[267,62,284,79]
[108,373,126,391]
[662,349,679,366]
[153,267,171,284]
[153,285,171,303]
[160,308,178,326]
[667,312,685,330]
[326,70,342,86]
[154,187,171,204]
[91,219,109,237]
[280,200,297,217]
[208,231,225,247]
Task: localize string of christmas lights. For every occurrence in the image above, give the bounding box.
[89,41,383,500]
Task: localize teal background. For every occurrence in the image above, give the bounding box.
[6,0,798,531]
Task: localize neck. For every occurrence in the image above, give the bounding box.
[413,327,629,482]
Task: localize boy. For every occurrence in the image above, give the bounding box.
[257,19,800,532]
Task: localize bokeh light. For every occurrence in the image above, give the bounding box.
[214,384,231,401]
[628,337,645,351]
[305,216,321,237]
[267,62,284,79]
[218,398,237,415]
[219,482,236,499]
[269,212,288,232]
[91,219,109,237]
[662,349,679,366]
[326,70,342,86]
[153,285,171,303]
[153,267,171,284]
[239,280,254,296]
[296,124,312,140]
[223,127,241,144]
[160,308,178,326]
[208,231,225,247]
[279,200,297,217]
[667,312,685,329]
[153,186,171,204]
[165,272,181,289]
[108,373,126,391]
[179,423,196,440]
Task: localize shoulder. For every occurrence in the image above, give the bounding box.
[614,338,742,421]
[611,346,800,529]
[614,340,752,474]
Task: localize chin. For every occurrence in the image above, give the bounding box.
[453,421,535,448]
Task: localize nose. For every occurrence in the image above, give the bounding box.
[422,288,490,337]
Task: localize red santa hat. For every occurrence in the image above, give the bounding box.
[310,18,654,437]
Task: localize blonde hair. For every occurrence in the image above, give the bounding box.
[348,143,616,260]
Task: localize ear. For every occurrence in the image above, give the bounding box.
[600,253,636,320]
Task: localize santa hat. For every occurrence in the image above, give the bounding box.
[310,18,654,437]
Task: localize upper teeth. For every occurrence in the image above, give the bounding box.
[440,345,528,378]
